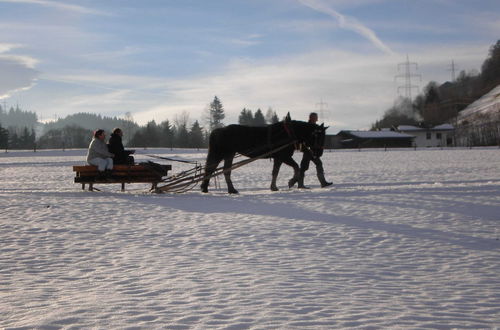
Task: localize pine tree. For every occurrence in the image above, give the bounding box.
[265,107,279,124]
[253,109,266,126]
[9,130,19,149]
[270,112,280,124]
[0,123,8,149]
[19,127,33,149]
[144,120,160,147]
[189,120,205,148]
[159,120,174,148]
[176,123,190,148]
[208,96,225,131]
[238,108,253,126]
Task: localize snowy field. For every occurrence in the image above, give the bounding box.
[1,147,499,329]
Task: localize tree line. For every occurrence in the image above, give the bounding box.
[123,97,281,148]
[0,96,282,150]
[0,105,38,149]
[372,40,500,145]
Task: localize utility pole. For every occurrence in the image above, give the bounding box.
[448,60,458,82]
[315,98,328,122]
[395,55,421,101]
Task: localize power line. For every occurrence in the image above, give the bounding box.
[395,54,421,101]
[448,60,458,82]
[315,98,328,121]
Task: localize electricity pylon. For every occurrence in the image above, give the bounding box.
[315,98,328,122]
[395,55,421,101]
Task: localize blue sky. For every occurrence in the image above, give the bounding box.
[0,0,498,132]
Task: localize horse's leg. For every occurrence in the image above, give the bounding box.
[270,159,283,191]
[223,153,238,194]
[282,157,300,188]
[201,153,223,193]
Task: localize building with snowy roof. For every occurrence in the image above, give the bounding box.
[337,130,414,148]
[397,124,455,147]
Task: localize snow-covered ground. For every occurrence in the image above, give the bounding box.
[1,147,499,329]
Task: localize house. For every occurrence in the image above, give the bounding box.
[397,124,455,147]
[337,130,414,148]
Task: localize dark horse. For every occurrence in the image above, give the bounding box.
[200,115,323,194]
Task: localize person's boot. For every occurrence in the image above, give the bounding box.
[97,171,107,181]
[105,169,113,181]
[297,174,310,189]
[317,172,333,188]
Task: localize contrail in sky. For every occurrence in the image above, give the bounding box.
[0,0,106,15]
[298,0,395,55]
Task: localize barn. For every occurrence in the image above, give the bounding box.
[337,130,414,149]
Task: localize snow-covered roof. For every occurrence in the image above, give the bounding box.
[433,124,454,130]
[342,130,414,139]
[458,84,500,119]
[397,124,454,132]
[397,125,422,131]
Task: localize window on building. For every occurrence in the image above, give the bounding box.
[426,132,432,140]
[436,133,442,139]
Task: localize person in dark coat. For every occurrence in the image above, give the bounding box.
[108,128,135,165]
[290,112,332,189]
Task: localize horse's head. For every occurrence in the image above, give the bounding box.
[311,123,328,157]
[283,114,327,155]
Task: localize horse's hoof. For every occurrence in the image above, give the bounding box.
[228,189,239,194]
[270,186,279,191]
[288,179,297,188]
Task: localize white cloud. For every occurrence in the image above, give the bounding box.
[297,0,395,55]
[0,58,38,99]
[126,42,489,130]
[121,49,400,130]
[227,36,262,47]
[22,41,490,132]
[0,43,22,53]
[0,44,39,99]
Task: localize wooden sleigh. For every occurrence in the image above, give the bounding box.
[73,163,171,192]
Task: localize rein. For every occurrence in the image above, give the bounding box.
[144,154,199,164]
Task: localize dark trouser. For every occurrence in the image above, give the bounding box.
[298,151,331,187]
[114,155,135,165]
[300,151,324,176]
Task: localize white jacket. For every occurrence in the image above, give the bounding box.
[86,138,114,163]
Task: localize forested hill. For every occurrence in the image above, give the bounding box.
[372,40,500,129]
[43,112,139,133]
[0,106,38,128]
